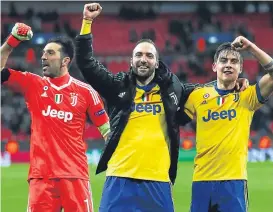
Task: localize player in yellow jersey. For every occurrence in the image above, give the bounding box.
[185,36,273,212]
[76,3,249,212]
[76,4,195,211]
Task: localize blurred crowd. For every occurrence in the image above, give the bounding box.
[1,2,273,140]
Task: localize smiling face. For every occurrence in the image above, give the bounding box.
[41,42,70,78]
[213,50,243,84]
[131,42,159,82]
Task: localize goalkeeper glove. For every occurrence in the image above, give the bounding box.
[7,23,33,48]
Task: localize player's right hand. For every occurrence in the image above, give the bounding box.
[231,36,252,52]
[83,3,102,21]
[11,23,33,41]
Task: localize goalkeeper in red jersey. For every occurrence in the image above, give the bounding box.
[1,23,110,212]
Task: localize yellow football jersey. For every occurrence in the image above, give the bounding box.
[185,84,265,181]
[106,83,171,182]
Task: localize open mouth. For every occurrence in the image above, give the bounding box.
[223,71,233,75]
[138,66,149,70]
[42,64,49,71]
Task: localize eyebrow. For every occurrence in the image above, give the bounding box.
[219,57,239,61]
[42,49,55,53]
[135,51,155,56]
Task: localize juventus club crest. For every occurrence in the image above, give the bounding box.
[233,93,240,102]
[169,92,178,105]
[70,93,78,106]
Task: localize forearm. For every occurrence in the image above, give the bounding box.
[75,34,117,99]
[251,44,273,98]
[80,19,92,35]
[2,23,32,70]
[98,122,111,141]
[183,80,216,93]
[1,42,13,70]
[249,44,273,77]
[76,20,124,100]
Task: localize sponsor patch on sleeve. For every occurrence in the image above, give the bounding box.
[94,109,106,116]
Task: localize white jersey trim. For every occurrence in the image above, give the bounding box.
[71,78,100,105]
[46,76,72,91]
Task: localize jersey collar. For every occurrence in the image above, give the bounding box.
[46,73,72,91]
[136,82,157,92]
[214,83,236,96]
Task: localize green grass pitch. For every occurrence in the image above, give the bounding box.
[1,162,272,211]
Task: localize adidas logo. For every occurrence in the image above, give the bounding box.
[118,92,125,98]
[41,92,48,97]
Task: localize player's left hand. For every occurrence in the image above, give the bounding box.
[231,36,253,51]
[83,3,102,21]
[235,78,249,91]
[11,23,33,41]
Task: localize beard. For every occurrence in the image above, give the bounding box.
[43,66,62,78]
[132,65,156,82]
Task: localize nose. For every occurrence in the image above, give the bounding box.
[140,56,147,63]
[41,53,47,60]
[225,61,233,68]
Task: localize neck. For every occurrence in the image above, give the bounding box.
[52,67,69,78]
[48,71,70,86]
[217,79,236,90]
[136,72,155,86]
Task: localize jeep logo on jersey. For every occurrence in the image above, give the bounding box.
[42,105,73,122]
[55,94,63,104]
[202,109,236,122]
[131,103,161,115]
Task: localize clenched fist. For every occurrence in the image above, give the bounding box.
[7,23,33,48]
[83,3,102,21]
[11,23,33,41]
[231,36,253,51]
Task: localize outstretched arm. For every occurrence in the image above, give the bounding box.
[1,23,33,84]
[232,36,273,99]
[1,23,33,70]
[1,42,13,71]
[75,3,124,101]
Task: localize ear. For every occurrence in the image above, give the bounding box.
[212,63,217,73]
[62,57,71,67]
[239,64,243,74]
[155,60,159,69]
[130,58,133,67]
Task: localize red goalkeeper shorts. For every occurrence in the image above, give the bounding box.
[27,178,93,212]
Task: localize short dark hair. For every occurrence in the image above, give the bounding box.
[46,36,75,64]
[134,39,160,60]
[214,42,243,64]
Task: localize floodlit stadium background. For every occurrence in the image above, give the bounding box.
[1,2,273,212]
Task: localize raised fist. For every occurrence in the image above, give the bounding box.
[83,3,102,21]
[231,36,253,51]
[11,23,33,41]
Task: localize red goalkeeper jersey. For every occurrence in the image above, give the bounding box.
[4,69,109,180]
